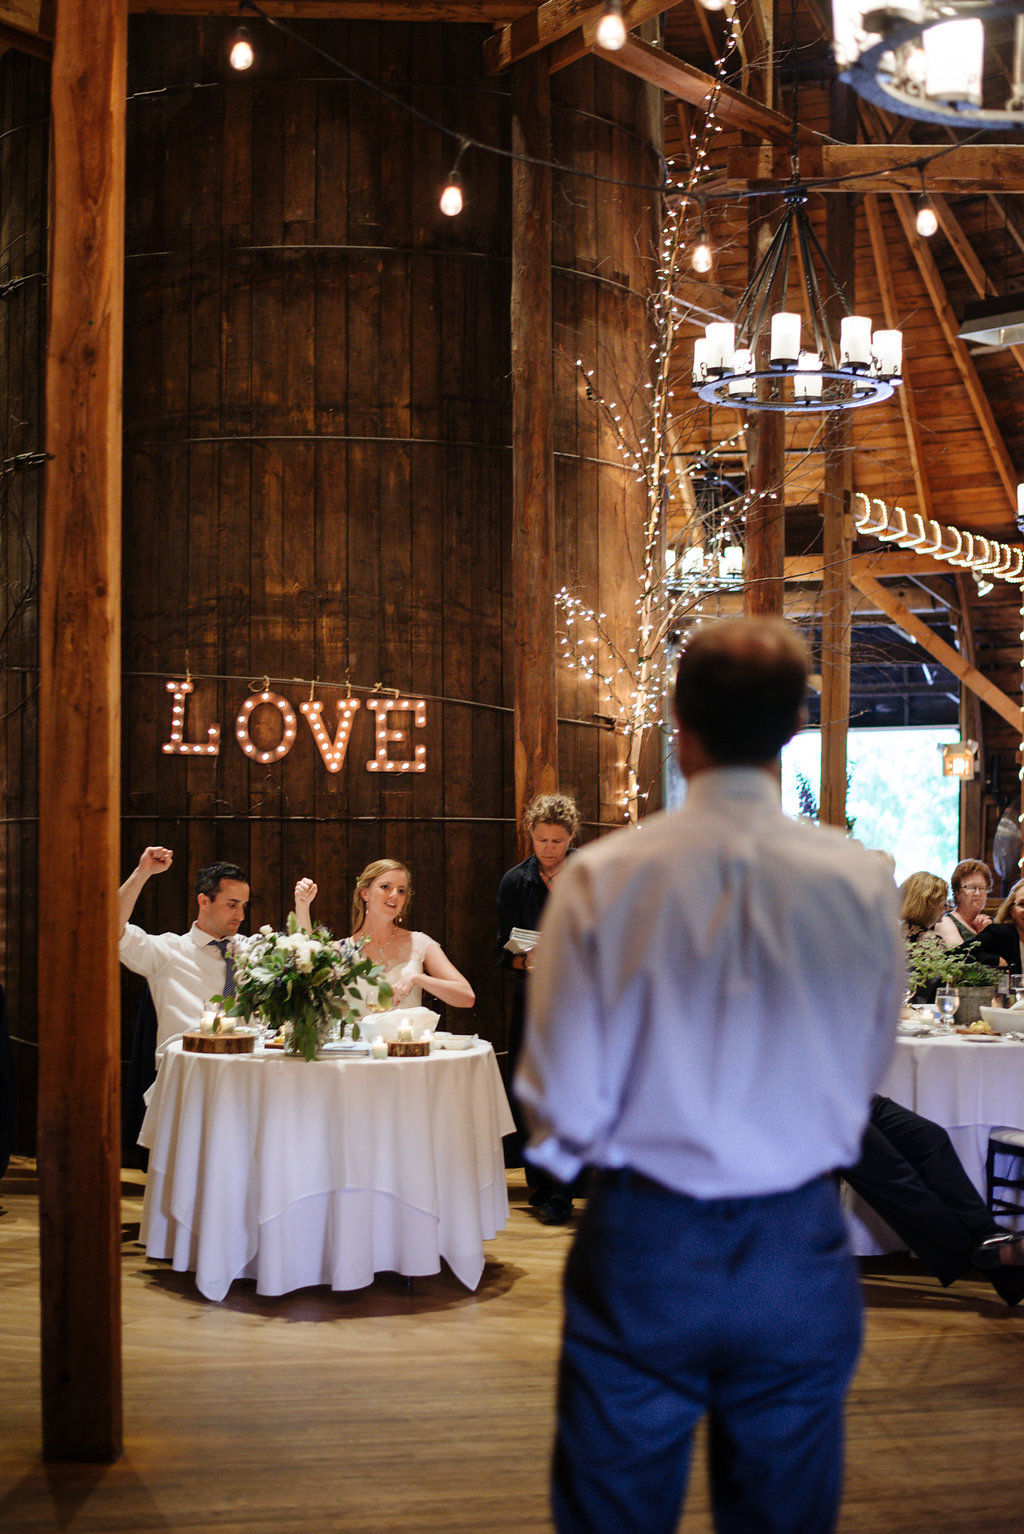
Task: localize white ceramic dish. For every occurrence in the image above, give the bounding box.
[442,1034,478,1051]
[978,1006,1020,1035]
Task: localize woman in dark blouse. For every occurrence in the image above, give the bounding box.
[976,879,1024,972]
[497,791,580,1224]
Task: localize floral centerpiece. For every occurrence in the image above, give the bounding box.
[212,915,392,1061]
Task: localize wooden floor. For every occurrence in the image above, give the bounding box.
[2,1159,1023,1533]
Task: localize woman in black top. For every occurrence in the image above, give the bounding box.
[498,791,580,1223]
[976,878,1024,972]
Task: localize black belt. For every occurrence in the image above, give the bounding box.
[593,1166,677,1197]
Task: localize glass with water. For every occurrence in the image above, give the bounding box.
[935,986,960,1026]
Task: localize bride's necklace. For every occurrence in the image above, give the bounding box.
[361,925,400,963]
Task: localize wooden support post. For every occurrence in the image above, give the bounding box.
[743,198,784,617]
[510,54,557,848]
[955,575,984,861]
[819,90,856,831]
[819,475,852,829]
[38,0,126,1461]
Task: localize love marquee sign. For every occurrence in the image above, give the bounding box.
[161,680,428,773]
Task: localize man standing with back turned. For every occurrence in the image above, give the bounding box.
[516,617,904,1534]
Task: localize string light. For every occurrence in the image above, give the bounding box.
[915,193,938,237]
[915,166,938,237]
[440,171,463,217]
[691,227,713,274]
[595,1,627,51]
[228,26,255,71]
[440,139,467,217]
[564,5,747,823]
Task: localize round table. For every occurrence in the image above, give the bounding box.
[138,1040,515,1301]
[847,1031,1024,1253]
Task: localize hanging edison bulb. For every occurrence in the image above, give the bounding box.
[228,27,254,72]
[595,1,627,51]
[440,172,463,218]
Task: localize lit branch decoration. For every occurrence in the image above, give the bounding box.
[559,6,748,823]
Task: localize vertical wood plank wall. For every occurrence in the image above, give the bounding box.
[0,56,49,1152]
[0,19,658,1147]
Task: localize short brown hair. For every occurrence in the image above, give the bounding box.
[950,859,992,898]
[674,617,808,764]
[523,792,580,841]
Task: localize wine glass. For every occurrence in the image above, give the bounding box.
[935,986,960,1026]
[1012,974,1024,1007]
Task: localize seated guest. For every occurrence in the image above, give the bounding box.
[845,1096,1024,1306]
[119,847,250,1060]
[974,878,1024,971]
[899,871,949,942]
[294,860,474,1012]
[933,859,994,947]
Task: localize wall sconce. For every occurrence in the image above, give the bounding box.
[940,740,979,780]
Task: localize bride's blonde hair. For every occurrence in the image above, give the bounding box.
[351,858,412,933]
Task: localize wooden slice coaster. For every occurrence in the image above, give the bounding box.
[182,1030,257,1054]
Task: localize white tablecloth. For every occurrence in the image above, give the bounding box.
[139,1041,516,1301]
[847,1033,1024,1254]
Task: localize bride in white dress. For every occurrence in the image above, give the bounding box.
[294,859,475,1013]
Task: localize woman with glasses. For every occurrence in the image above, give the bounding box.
[933,859,993,947]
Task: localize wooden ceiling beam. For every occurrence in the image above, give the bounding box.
[129,2,533,14]
[567,34,825,142]
[930,191,1024,378]
[890,189,1019,511]
[725,143,1024,192]
[987,192,1024,260]
[0,0,52,50]
[851,572,1024,732]
[484,0,673,73]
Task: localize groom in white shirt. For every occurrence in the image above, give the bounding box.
[118,847,250,1060]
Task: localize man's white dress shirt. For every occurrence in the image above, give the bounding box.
[516,767,904,1199]
[119,922,233,1059]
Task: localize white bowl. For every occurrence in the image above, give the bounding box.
[978,1006,1020,1035]
[355,1006,440,1044]
[442,1033,478,1051]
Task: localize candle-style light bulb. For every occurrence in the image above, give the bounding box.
[915,193,938,238]
[691,232,713,274]
[228,26,254,72]
[595,1,627,51]
[440,171,463,217]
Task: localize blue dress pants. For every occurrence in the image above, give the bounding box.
[553,1172,862,1534]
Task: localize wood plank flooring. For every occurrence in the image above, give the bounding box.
[1,1159,1023,1532]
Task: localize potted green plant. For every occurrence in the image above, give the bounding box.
[905,935,1002,1024]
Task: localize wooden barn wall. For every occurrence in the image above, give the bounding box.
[0,55,49,1153]
[0,24,656,1151]
[116,19,657,1086]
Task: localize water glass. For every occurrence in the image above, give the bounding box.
[935,986,959,1024]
